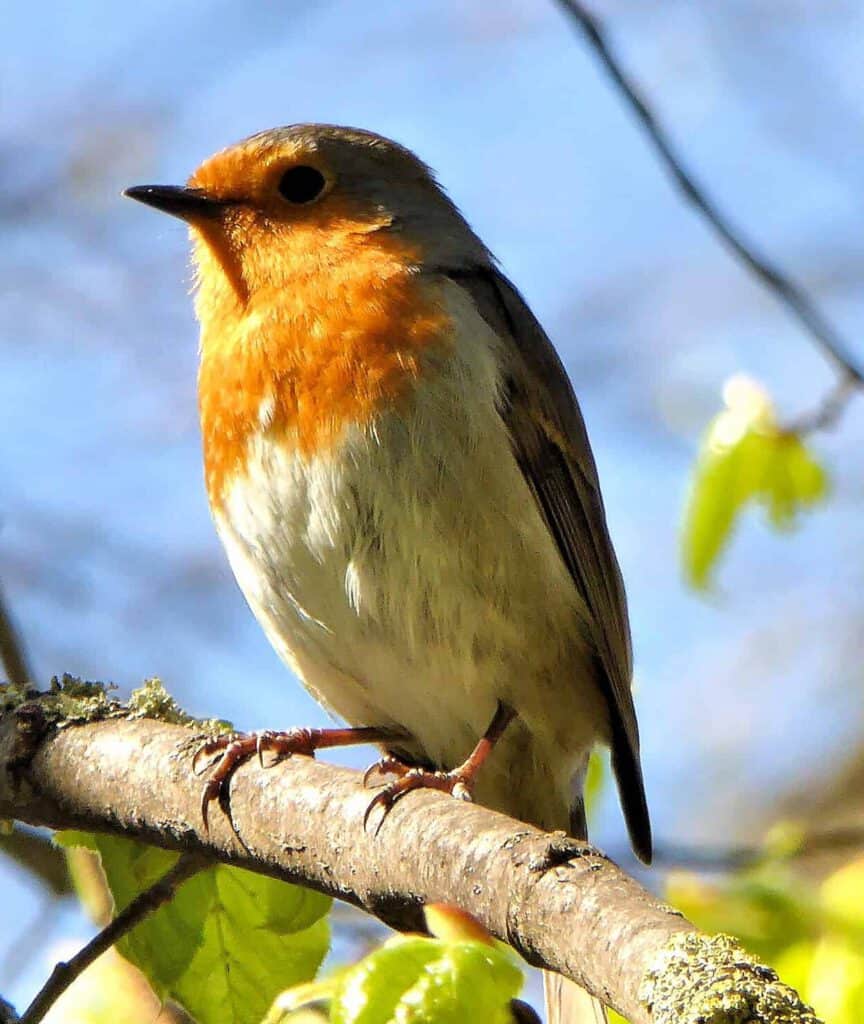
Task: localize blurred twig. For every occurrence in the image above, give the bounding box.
[646,825,864,874]
[0,826,70,895]
[0,583,32,687]
[19,852,206,1024]
[0,897,57,993]
[0,588,71,893]
[783,376,859,436]
[556,0,864,416]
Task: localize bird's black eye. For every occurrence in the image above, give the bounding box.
[277,165,327,204]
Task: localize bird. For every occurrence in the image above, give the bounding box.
[125,124,651,1023]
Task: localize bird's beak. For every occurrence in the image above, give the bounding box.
[123,185,229,221]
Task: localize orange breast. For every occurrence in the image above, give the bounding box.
[197,234,453,509]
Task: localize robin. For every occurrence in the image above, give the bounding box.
[125,124,651,1023]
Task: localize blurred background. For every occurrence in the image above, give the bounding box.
[2,0,863,1018]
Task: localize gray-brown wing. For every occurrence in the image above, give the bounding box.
[445,265,651,864]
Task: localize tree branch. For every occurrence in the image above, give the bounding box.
[555,0,864,395]
[0,709,820,1024]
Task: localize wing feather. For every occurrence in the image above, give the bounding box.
[443,265,651,863]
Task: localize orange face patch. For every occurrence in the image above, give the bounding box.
[195,224,453,509]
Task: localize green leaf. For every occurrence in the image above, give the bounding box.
[328,935,522,1024]
[263,977,342,1023]
[760,433,828,529]
[682,375,828,588]
[58,831,330,1024]
[668,854,864,1023]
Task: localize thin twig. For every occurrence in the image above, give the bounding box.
[0,896,62,994]
[0,826,71,896]
[0,583,32,688]
[646,824,864,873]
[555,0,864,389]
[20,851,206,1024]
[783,376,859,436]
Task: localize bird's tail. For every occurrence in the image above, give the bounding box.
[543,971,608,1024]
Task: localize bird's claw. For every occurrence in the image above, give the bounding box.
[192,733,233,776]
[362,755,411,787]
[193,728,317,833]
[362,765,475,834]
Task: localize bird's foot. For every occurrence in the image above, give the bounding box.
[194,728,319,830]
[363,758,475,833]
[193,725,396,832]
[362,702,516,834]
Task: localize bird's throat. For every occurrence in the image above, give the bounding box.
[196,240,453,510]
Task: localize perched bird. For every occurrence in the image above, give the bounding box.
[125,124,651,1023]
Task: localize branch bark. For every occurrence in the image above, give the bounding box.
[0,709,820,1024]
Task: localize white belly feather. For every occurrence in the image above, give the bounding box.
[214,284,607,828]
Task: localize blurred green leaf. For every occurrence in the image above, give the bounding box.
[267,906,523,1024]
[682,375,828,588]
[330,935,521,1024]
[263,977,339,1024]
[58,831,330,1024]
[762,434,830,529]
[667,867,817,964]
[583,750,605,821]
[802,936,864,1024]
[669,853,864,1024]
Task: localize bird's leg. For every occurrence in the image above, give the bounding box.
[193,725,402,830]
[363,701,516,831]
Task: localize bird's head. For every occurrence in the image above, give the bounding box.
[125,124,486,319]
